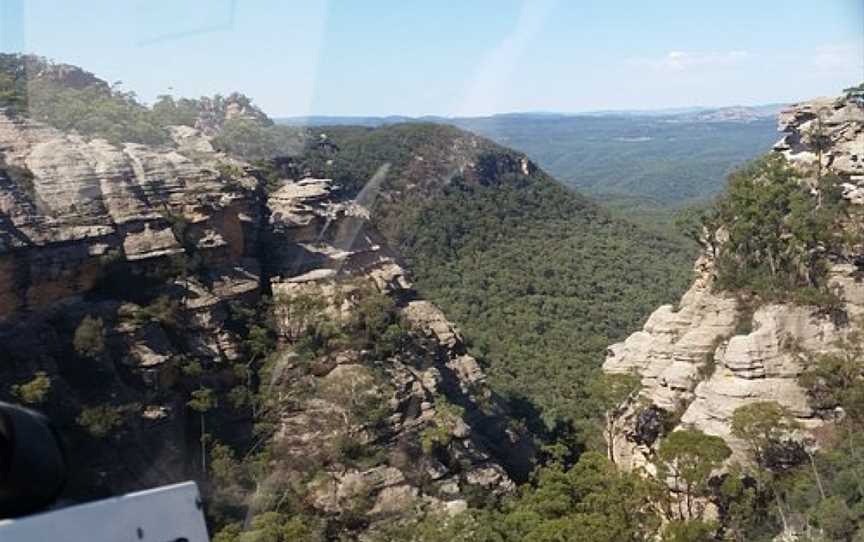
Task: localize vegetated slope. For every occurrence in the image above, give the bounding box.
[297,123,695,427]
[278,112,781,208]
[604,90,864,541]
[0,55,540,539]
[449,115,779,206]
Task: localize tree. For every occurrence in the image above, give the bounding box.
[844,82,864,104]
[207,441,255,526]
[656,429,731,520]
[316,365,391,462]
[188,387,218,474]
[799,326,864,423]
[365,509,496,542]
[589,372,641,463]
[806,117,830,182]
[212,511,325,542]
[275,291,327,343]
[26,76,170,145]
[719,464,772,542]
[349,287,400,350]
[151,95,199,127]
[712,154,841,303]
[420,397,466,455]
[809,496,856,541]
[729,401,810,537]
[493,452,660,542]
[73,315,106,359]
[211,118,303,161]
[11,371,51,404]
[731,401,802,469]
[661,520,718,542]
[674,204,721,257]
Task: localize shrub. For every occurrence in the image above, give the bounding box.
[809,496,856,541]
[698,347,718,381]
[844,82,864,104]
[733,299,756,336]
[1,158,36,201]
[77,404,124,438]
[661,520,718,542]
[181,360,204,377]
[215,162,246,181]
[188,387,218,413]
[348,286,412,358]
[133,295,180,328]
[11,371,51,404]
[150,95,199,128]
[420,398,465,455]
[73,315,106,359]
[211,118,304,161]
[227,385,252,410]
[28,78,170,145]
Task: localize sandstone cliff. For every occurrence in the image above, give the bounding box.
[0,105,532,528]
[604,92,864,470]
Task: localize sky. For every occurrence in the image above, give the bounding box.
[1,0,862,117]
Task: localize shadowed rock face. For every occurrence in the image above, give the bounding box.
[604,94,864,471]
[0,110,533,522]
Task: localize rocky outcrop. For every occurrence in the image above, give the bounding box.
[263,174,532,520]
[605,93,864,469]
[774,94,864,202]
[0,111,261,317]
[0,106,530,522]
[0,111,266,498]
[193,92,272,136]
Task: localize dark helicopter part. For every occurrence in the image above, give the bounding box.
[0,401,67,519]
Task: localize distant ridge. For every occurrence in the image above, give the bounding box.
[279,105,782,206]
[275,103,788,127]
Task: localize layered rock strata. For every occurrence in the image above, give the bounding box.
[604,93,864,469]
[0,110,531,520]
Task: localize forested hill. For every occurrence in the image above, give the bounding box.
[0,51,696,436]
[278,110,781,208]
[0,53,704,539]
[294,123,695,429]
[449,115,778,207]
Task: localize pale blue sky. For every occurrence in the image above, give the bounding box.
[2,0,862,116]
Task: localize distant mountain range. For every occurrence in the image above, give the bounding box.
[275,103,788,127]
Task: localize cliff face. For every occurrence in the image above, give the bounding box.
[263,174,533,517]
[604,93,864,470]
[0,109,532,523]
[2,128,261,311]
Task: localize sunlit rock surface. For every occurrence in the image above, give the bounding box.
[0,109,532,519]
[605,93,864,469]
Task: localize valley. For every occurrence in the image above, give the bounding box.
[279,108,781,209]
[0,52,863,542]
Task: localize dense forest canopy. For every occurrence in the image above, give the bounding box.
[449,115,779,206]
[679,153,854,309]
[291,124,695,436]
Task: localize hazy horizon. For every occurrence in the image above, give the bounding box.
[0,0,861,117]
[274,102,791,121]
